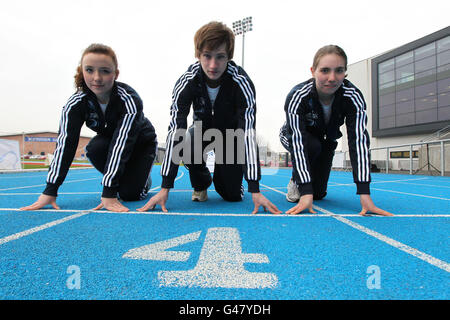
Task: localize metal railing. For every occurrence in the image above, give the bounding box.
[338,138,450,176]
[420,125,450,142]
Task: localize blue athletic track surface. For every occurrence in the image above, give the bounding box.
[0,166,449,300]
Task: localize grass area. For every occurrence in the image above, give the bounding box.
[23,164,48,169]
[22,159,92,169]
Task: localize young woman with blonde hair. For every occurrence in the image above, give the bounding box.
[279,45,393,216]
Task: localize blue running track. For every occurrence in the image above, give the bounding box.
[0,166,449,300]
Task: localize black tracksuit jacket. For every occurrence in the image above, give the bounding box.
[160,61,261,193]
[43,82,157,198]
[280,78,371,195]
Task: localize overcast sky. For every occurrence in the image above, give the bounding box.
[1,0,449,151]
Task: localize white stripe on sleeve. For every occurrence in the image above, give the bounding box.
[161,63,200,176]
[47,92,86,184]
[101,86,137,187]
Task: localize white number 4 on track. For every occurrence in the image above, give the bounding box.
[123,227,278,289]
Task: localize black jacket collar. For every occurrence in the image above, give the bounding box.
[84,81,120,102]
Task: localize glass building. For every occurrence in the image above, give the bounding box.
[372,27,450,137]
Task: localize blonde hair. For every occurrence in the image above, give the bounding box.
[74,43,118,91]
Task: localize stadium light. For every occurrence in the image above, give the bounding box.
[232,16,253,68]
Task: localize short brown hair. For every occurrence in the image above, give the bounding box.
[194,21,235,59]
[74,43,118,91]
[312,45,348,71]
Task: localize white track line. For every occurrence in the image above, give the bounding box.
[0,168,183,194]
[370,188,450,201]
[331,213,450,273]
[0,177,101,191]
[260,183,450,273]
[0,211,90,245]
[313,179,450,201]
[1,207,448,218]
[4,186,449,201]
[0,172,185,245]
[327,177,429,187]
[0,192,102,195]
[0,169,98,180]
[1,169,448,275]
[392,182,450,189]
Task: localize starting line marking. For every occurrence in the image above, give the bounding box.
[1,207,449,217]
[0,207,449,217]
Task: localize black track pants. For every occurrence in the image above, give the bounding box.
[183,125,244,202]
[85,134,156,201]
[280,127,337,200]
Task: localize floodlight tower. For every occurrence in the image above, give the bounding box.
[232,16,253,68]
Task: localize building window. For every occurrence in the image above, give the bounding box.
[390,151,419,159]
[373,27,450,136]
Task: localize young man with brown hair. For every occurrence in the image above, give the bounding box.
[138,21,280,214]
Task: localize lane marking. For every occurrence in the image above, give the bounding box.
[327,177,430,187]
[0,169,99,180]
[392,181,450,189]
[0,167,181,193]
[0,208,449,218]
[2,186,449,202]
[261,183,450,273]
[157,227,278,288]
[0,171,183,245]
[0,177,101,191]
[330,213,450,273]
[370,188,450,201]
[262,180,450,202]
[264,176,450,200]
[0,192,102,195]
[0,171,178,196]
[0,211,90,245]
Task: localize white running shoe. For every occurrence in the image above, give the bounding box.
[286,179,300,203]
[192,190,208,202]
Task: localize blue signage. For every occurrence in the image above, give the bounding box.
[24,137,58,142]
